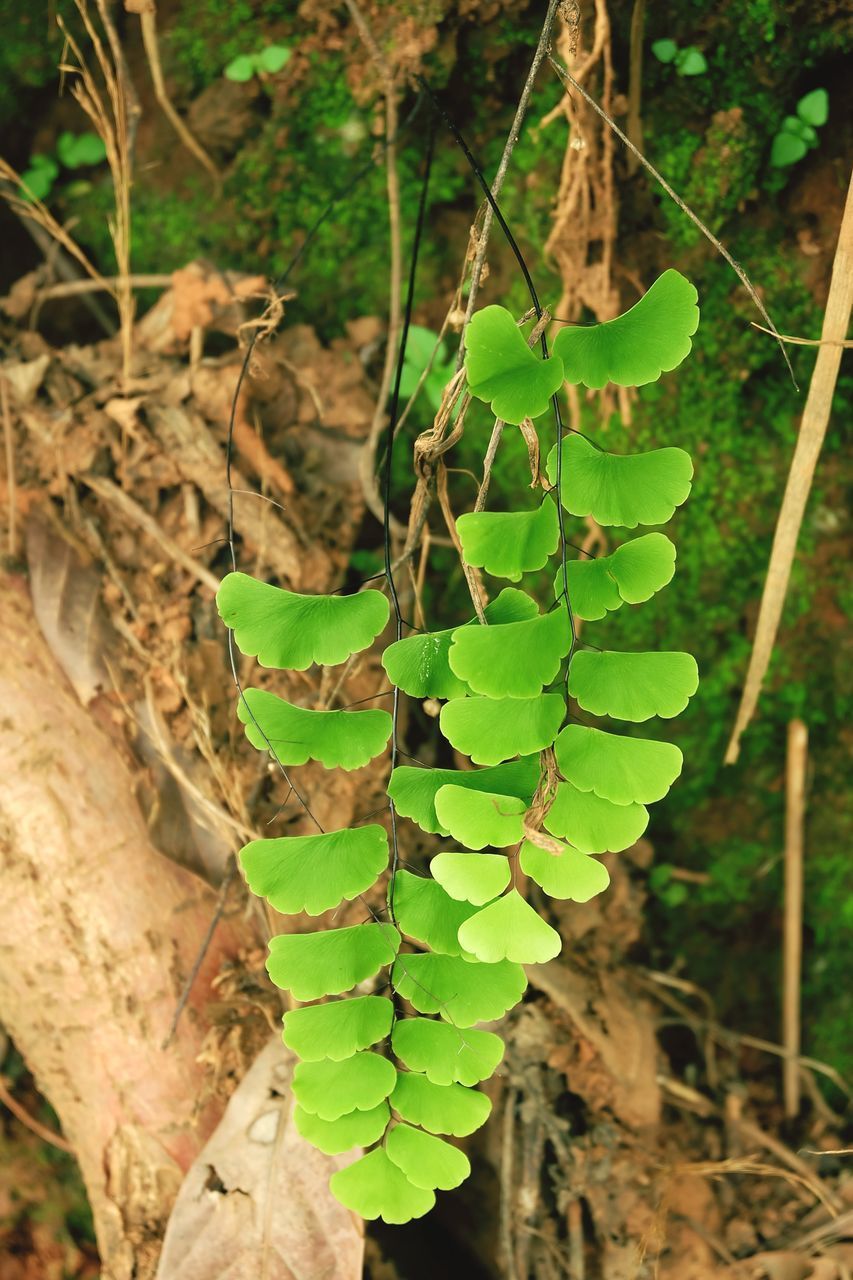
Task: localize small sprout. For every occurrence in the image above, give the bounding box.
[224,43,291,82]
[770,88,828,168]
[56,130,107,168]
[20,154,59,201]
[652,37,707,76]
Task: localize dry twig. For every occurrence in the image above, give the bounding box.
[725,170,853,760]
[783,719,808,1119]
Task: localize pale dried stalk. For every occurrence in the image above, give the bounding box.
[725,169,853,761]
[783,719,808,1119]
[59,1,135,384]
[136,4,220,183]
[345,0,403,529]
[0,159,107,288]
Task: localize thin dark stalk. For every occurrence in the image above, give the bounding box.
[385,123,436,923]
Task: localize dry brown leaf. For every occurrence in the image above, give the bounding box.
[155,1038,363,1280]
[26,516,114,705]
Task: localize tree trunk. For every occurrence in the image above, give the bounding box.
[0,572,247,1280]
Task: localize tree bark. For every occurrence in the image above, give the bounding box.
[0,572,247,1280]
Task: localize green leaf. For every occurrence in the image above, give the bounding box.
[456,499,560,582]
[439,692,564,766]
[448,606,572,698]
[238,689,391,770]
[392,870,479,955]
[240,824,389,916]
[224,53,257,81]
[391,1018,504,1086]
[770,131,807,167]
[569,650,699,721]
[282,995,393,1061]
[434,785,526,850]
[330,1148,435,1224]
[20,154,59,201]
[651,38,678,63]
[675,46,707,75]
[519,839,610,902]
[266,923,399,1000]
[382,588,537,699]
[386,1123,470,1191]
[391,1072,491,1137]
[464,305,565,424]
[293,1052,397,1121]
[56,130,106,168]
[392,953,527,1027]
[457,889,561,964]
[388,756,540,835]
[551,270,699,388]
[430,852,511,905]
[547,435,693,528]
[294,1101,389,1155]
[780,116,818,146]
[557,533,677,620]
[796,88,828,127]
[256,43,291,73]
[544,781,648,854]
[554,724,683,805]
[217,573,389,669]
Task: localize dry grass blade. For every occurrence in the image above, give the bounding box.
[725,170,853,762]
[58,0,136,383]
[783,720,808,1119]
[133,1,221,183]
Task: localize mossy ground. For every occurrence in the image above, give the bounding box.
[1,0,850,1076]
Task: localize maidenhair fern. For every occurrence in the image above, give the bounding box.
[216,267,700,1225]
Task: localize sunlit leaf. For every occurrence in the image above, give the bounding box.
[520,839,610,901]
[330,1148,435,1224]
[770,131,807,167]
[544,781,648,853]
[381,588,537,699]
[257,43,291,73]
[457,889,562,964]
[797,88,828,127]
[464,305,564,424]
[240,824,388,916]
[555,724,683,805]
[675,47,707,76]
[569,650,699,721]
[391,1072,491,1137]
[439,693,564,765]
[456,499,560,582]
[238,688,391,770]
[391,1018,504,1086]
[386,1124,471,1191]
[282,995,393,1061]
[266,923,400,1000]
[434,785,526,850]
[651,38,678,63]
[388,756,539,835]
[448,606,572,698]
[551,270,699,388]
[217,573,389,669]
[430,852,511,905]
[547,435,693,528]
[294,1101,389,1155]
[392,953,526,1027]
[556,533,676,619]
[293,1052,397,1121]
[392,869,479,955]
[224,53,257,82]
